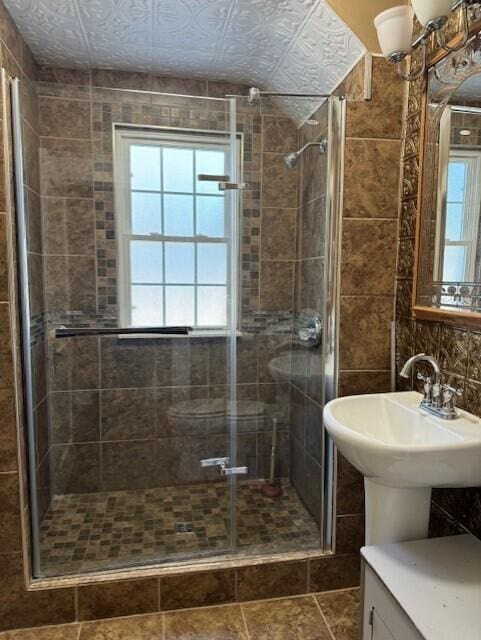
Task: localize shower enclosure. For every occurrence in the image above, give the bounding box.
[10,70,344,579]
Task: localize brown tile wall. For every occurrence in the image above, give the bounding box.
[336,56,404,548]
[396,15,481,539]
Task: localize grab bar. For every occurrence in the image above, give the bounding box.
[55,326,193,338]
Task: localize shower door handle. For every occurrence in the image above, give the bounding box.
[200,457,248,476]
[55,326,193,338]
[197,174,248,191]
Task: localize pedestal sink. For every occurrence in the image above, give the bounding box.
[324,391,481,545]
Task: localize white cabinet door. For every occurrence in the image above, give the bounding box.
[362,563,422,640]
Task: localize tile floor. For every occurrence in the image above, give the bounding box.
[39,480,320,576]
[0,589,360,639]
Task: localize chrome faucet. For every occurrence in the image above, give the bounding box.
[399,353,463,420]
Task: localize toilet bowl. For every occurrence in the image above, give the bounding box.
[167,398,265,435]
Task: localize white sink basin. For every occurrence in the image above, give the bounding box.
[268,352,322,387]
[324,391,481,545]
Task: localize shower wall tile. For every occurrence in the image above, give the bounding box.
[52,443,101,494]
[40,138,93,198]
[298,196,325,260]
[50,390,100,444]
[25,188,42,254]
[22,120,40,193]
[259,260,294,311]
[262,153,298,208]
[35,396,49,462]
[100,337,157,388]
[101,388,157,441]
[262,116,298,153]
[39,96,91,139]
[260,207,297,260]
[43,197,95,256]
[50,336,99,391]
[28,251,44,316]
[299,146,327,206]
[102,440,159,491]
[45,255,96,313]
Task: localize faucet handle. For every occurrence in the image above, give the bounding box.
[416,372,431,382]
[442,384,463,397]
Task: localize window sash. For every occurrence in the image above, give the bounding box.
[114,128,235,330]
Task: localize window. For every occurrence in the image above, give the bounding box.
[114,129,236,331]
[440,151,481,281]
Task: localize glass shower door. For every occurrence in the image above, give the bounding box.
[12,84,241,577]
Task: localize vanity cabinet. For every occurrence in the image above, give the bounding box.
[360,535,481,640]
[362,565,421,640]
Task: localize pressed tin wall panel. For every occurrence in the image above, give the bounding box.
[3,0,364,123]
[395,14,481,539]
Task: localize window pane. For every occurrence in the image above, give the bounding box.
[447,161,466,202]
[443,245,467,281]
[198,243,227,284]
[165,242,195,283]
[131,192,162,235]
[196,149,226,194]
[130,241,163,283]
[163,147,193,193]
[131,285,163,326]
[197,286,227,327]
[130,145,161,191]
[166,286,195,325]
[164,194,194,236]
[445,203,464,241]
[196,196,225,237]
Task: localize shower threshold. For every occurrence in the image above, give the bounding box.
[38,479,321,578]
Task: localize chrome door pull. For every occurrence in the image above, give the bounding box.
[200,457,230,468]
[218,182,248,191]
[197,174,230,182]
[200,457,248,476]
[220,466,248,476]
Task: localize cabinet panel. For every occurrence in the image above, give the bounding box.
[362,563,422,640]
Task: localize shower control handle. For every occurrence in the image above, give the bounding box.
[298,315,322,347]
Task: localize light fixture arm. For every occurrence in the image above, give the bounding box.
[395,41,427,81]
[436,1,469,52]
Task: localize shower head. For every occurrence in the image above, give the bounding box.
[283,138,328,169]
[283,151,301,169]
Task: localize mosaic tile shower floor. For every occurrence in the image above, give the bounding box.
[39,480,320,576]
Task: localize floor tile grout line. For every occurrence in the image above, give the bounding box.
[312,594,337,640]
[239,604,251,640]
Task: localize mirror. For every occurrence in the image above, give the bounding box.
[416,37,481,319]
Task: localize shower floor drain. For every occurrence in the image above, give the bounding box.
[175,522,194,534]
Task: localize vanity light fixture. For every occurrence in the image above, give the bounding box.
[374,1,479,82]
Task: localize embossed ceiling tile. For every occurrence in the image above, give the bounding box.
[4,0,366,124]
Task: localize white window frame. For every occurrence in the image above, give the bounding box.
[113,126,240,333]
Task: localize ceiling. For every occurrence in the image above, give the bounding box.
[326,0,408,53]
[4,0,365,123]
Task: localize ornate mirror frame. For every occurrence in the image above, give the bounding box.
[414,32,481,326]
